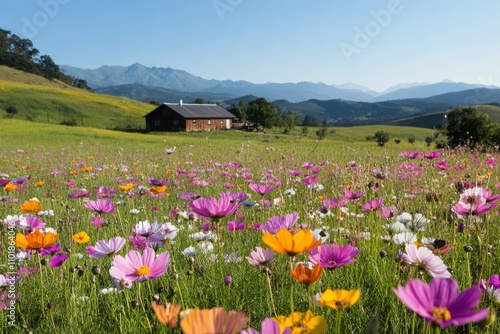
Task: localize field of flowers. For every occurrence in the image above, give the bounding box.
[1,131,499,333]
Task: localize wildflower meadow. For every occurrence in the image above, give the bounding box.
[1,127,499,333]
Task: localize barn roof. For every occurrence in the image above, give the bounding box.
[144,102,236,119]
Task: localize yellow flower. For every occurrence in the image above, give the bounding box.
[119,183,134,191]
[318,289,361,309]
[273,310,327,334]
[82,167,93,173]
[15,229,59,250]
[262,228,321,257]
[21,199,42,213]
[3,183,17,192]
[72,231,90,244]
[35,181,45,187]
[150,185,167,194]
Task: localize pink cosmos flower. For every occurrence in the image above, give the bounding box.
[109,248,169,282]
[309,244,360,270]
[343,188,365,202]
[242,318,290,334]
[402,243,451,278]
[84,199,117,214]
[164,147,176,154]
[86,237,126,258]
[453,186,498,216]
[188,193,239,220]
[322,197,348,209]
[393,278,489,328]
[227,220,246,231]
[246,247,275,267]
[361,197,385,211]
[248,183,276,196]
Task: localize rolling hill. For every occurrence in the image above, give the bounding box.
[0,65,152,130]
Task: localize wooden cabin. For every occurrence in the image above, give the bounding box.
[144,101,236,131]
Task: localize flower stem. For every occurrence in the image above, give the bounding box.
[335,309,342,334]
[38,253,45,317]
[266,272,277,317]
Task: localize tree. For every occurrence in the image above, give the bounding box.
[316,120,328,140]
[281,110,301,134]
[425,136,434,147]
[247,97,277,130]
[38,55,60,80]
[302,114,319,127]
[443,107,493,149]
[373,131,390,146]
[194,98,206,104]
[227,100,248,123]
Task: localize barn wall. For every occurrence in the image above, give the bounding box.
[185,119,230,131]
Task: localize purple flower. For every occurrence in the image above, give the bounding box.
[343,188,365,202]
[248,183,276,196]
[222,191,249,203]
[188,193,239,220]
[41,243,61,256]
[91,216,107,227]
[86,237,126,258]
[393,278,489,328]
[322,197,347,209]
[309,244,360,269]
[224,276,233,284]
[84,199,117,214]
[489,274,500,289]
[260,212,299,234]
[49,253,68,268]
[147,177,168,186]
[301,176,317,186]
[68,188,90,199]
[109,248,170,282]
[241,318,289,334]
[18,215,46,231]
[177,192,200,201]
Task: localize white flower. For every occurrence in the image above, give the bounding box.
[383,222,407,233]
[72,253,84,259]
[182,246,197,256]
[99,288,118,294]
[393,231,417,245]
[38,210,54,216]
[403,243,451,278]
[199,241,214,253]
[129,208,140,214]
[189,231,212,241]
[312,228,330,243]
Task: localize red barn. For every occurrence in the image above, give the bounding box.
[144,101,236,131]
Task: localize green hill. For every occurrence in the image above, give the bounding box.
[388,104,500,128]
[0,65,153,130]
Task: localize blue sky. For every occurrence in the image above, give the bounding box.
[1,0,499,92]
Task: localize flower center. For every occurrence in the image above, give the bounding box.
[432,307,451,321]
[335,300,348,308]
[136,265,151,277]
[327,260,337,265]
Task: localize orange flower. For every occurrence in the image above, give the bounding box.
[119,183,134,191]
[180,307,248,334]
[3,183,16,192]
[82,167,92,172]
[151,301,181,328]
[150,185,167,195]
[72,231,90,244]
[290,264,323,285]
[21,199,42,213]
[262,228,321,256]
[15,229,59,250]
[35,181,45,187]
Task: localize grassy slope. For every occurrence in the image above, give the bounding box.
[0,65,153,130]
[389,104,500,128]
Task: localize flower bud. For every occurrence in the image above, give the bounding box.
[91,266,101,275]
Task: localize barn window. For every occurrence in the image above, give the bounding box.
[154,120,161,127]
[208,120,211,125]
[192,120,196,124]
[173,119,178,126]
[220,120,224,124]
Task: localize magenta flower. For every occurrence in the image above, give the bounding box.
[86,237,126,258]
[309,244,360,269]
[49,253,68,268]
[322,197,348,209]
[393,278,489,328]
[248,183,276,196]
[301,176,317,186]
[188,193,239,220]
[84,199,117,214]
[343,188,365,202]
[18,215,46,231]
[246,247,275,267]
[361,197,385,211]
[453,187,498,216]
[227,220,246,231]
[260,212,299,234]
[91,216,106,227]
[109,248,169,282]
[41,243,61,256]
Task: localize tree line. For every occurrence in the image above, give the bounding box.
[0,28,92,91]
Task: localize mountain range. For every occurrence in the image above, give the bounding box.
[61,63,500,103]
